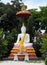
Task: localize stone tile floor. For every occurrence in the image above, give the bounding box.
[0,61,45,65]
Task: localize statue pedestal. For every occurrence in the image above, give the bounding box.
[8,45,37,61]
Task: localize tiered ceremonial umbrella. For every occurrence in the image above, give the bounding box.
[16,3,31,20]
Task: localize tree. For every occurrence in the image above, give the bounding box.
[0,0,22,31]
[0,0,22,59]
[39,6,47,29]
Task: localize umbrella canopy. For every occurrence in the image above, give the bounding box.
[16,4,31,18]
[16,11,31,18]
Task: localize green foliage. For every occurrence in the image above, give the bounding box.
[40,34,47,59]
[0,28,18,59]
[0,28,3,39]
[0,0,21,59]
[45,57,47,65]
[0,28,8,58]
[5,28,18,56]
[6,28,18,41]
[1,39,8,57]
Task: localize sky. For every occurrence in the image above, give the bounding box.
[0,0,47,11]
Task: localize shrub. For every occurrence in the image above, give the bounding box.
[41,33,47,58]
[45,57,47,65]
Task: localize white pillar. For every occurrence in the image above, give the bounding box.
[14,54,18,61]
[24,53,29,61]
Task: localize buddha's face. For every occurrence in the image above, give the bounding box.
[21,25,26,33]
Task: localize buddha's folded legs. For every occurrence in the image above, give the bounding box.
[24,43,33,47]
[18,46,26,53]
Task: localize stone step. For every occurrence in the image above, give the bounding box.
[9,53,37,60]
[2,57,42,61]
[11,49,35,53]
[9,53,37,57]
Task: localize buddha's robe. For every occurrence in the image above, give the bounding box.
[18,33,26,47]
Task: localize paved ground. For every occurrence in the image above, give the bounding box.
[0,61,45,65]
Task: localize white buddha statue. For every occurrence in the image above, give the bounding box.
[14,24,32,47]
[14,24,33,61]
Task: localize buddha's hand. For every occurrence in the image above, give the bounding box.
[14,43,18,46]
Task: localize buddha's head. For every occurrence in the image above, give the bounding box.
[21,24,26,33]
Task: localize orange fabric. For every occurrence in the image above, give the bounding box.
[18,33,26,47]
